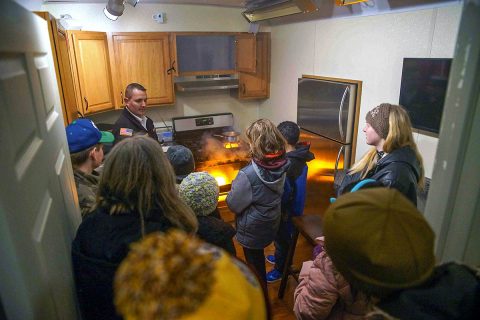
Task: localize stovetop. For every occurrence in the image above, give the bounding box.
[175,132,248,164]
[171,113,248,165]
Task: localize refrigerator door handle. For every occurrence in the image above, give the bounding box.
[338,86,349,141]
[334,145,345,177]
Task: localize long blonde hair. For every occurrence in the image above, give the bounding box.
[349,104,425,187]
[97,136,197,234]
[245,119,286,160]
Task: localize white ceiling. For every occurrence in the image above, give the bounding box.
[43,0,246,8]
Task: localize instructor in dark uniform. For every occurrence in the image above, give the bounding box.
[112,83,159,144]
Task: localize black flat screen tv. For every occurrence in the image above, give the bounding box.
[399,58,452,136]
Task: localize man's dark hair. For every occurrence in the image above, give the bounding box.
[125,83,146,99]
[277,121,300,145]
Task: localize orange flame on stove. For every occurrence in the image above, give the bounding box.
[215,176,227,186]
[224,142,239,149]
[206,168,234,187]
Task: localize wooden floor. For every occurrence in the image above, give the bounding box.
[219,177,334,319]
[225,223,318,319]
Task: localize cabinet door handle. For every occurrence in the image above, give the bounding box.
[242,83,246,94]
[167,60,176,75]
[83,96,89,111]
[120,91,123,104]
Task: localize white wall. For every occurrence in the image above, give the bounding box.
[42,3,249,32]
[41,3,258,131]
[260,4,462,178]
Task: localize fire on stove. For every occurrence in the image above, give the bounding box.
[195,134,249,188]
[171,113,250,191]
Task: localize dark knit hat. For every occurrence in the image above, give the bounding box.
[179,172,219,216]
[324,188,435,298]
[166,145,195,182]
[365,103,392,139]
[277,121,300,145]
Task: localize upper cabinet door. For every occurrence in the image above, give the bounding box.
[236,34,257,73]
[238,33,270,100]
[55,28,78,124]
[68,31,115,115]
[111,33,174,106]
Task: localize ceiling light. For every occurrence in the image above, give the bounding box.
[242,0,317,23]
[104,0,139,21]
[104,0,124,21]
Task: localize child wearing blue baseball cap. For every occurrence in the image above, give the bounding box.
[66,119,114,218]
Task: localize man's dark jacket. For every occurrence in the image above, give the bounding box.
[112,108,158,144]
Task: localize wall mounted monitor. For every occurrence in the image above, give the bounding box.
[399,58,452,136]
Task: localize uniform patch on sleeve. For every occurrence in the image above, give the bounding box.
[120,128,133,136]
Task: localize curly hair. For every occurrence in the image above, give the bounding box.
[245,119,286,161]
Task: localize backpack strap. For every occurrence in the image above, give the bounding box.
[350,178,377,192]
[330,178,377,203]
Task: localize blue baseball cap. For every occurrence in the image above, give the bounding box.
[66,119,115,153]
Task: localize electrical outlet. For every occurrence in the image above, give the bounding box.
[152,12,166,23]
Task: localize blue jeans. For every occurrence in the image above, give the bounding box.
[273,216,292,272]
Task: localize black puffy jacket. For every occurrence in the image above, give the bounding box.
[72,208,174,320]
[197,213,236,256]
[338,146,421,205]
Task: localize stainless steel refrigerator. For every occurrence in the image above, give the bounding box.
[297,77,359,177]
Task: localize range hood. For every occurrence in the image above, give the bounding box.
[175,75,239,92]
[242,0,317,22]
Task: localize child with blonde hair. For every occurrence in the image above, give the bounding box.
[227,119,289,284]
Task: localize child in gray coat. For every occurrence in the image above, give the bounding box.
[226,119,289,284]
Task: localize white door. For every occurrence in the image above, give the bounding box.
[0,2,81,319]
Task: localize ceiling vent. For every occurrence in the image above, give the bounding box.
[242,0,317,23]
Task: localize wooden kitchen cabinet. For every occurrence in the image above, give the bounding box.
[54,27,79,123]
[111,33,174,107]
[236,33,257,73]
[34,12,78,124]
[237,33,270,100]
[67,31,115,115]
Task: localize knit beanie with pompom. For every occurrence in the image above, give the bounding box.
[179,172,219,216]
[114,230,267,320]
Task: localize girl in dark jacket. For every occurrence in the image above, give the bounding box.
[338,103,425,205]
[227,119,289,285]
[72,135,198,320]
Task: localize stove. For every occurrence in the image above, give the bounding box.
[172,113,247,163]
[171,113,249,190]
